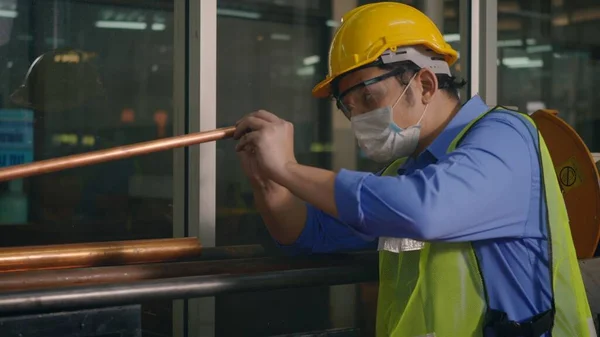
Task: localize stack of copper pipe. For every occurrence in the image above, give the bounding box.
[0,238,375,294]
[0,237,205,291]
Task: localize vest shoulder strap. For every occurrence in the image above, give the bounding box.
[381,157,408,176]
[447,106,557,337]
[447,105,536,154]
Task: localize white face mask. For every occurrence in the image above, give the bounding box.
[350,74,430,163]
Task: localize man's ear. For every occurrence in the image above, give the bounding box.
[417,69,439,104]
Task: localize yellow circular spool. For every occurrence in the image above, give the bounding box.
[531,109,600,259]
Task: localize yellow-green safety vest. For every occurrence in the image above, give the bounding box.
[376,108,595,337]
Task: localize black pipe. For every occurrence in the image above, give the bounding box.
[195,244,267,261]
[0,258,378,316]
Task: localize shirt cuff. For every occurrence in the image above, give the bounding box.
[335,168,372,228]
[272,203,316,256]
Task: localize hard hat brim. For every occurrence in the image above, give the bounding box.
[312,76,335,99]
[312,42,458,99]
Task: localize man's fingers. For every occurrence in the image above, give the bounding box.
[252,110,280,122]
[235,131,260,152]
[233,116,269,139]
[236,110,279,126]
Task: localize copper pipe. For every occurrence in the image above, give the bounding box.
[0,126,236,182]
[0,252,378,292]
[0,238,202,273]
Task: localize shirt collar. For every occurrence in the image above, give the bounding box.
[425,95,490,160]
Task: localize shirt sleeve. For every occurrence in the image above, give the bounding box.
[334,112,542,242]
[275,203,378,255]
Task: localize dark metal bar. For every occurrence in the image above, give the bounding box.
[0,254,378,316]
[0,126,235,182]
[0,305,142,337]
[194,244,267,261]
[272,328,361,337]
[0,238,202,273]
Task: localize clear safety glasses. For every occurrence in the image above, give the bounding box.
[334,67,409,119]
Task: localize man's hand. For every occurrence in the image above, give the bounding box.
[234,110,308,245]
[237,144,268,189]
[234,110,297,183]
[235,110,338,220]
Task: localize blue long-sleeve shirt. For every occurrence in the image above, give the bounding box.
[277,95,552,327]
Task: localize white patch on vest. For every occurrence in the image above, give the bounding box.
[378,237,425,253]
[588,317,597,337]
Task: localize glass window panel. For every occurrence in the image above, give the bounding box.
[215,1,332,336]
[0,1,176,334]
[497,0,600,151]
[0,0,175,245]
[216,0,333,251]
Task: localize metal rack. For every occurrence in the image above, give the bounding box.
[0,245,377,316]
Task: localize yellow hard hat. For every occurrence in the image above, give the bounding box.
[312,2,458,98]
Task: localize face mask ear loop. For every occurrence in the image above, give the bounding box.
[391,72,418,110]
[416,104,429,125]
[416,90,437,126]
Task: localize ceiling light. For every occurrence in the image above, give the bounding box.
[443,33,460,42]
[95,21,147,30]
[270,33,291,41]
[152,23,166,31]
[217,9,261,20]
[0,10,17,18]
[326,20,340,28]
[303,55,320,66]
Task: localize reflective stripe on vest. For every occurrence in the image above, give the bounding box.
[375,108,595,337]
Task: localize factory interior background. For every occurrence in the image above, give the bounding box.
[0,0,598,336]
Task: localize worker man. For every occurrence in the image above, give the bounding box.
[234,2,594,337]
